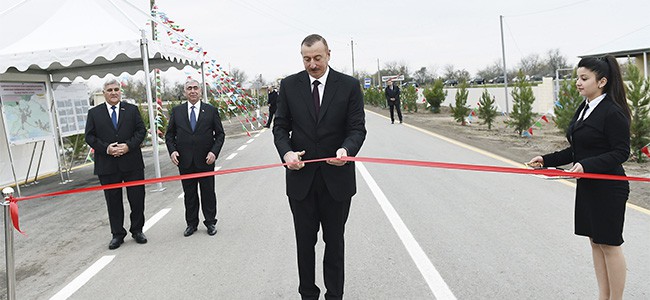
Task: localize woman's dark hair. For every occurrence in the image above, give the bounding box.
[577,55,630,121]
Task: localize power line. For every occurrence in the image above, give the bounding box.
[584,23,650,54]
[506,0,592,18]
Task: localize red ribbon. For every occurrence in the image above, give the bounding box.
[5,156,649,233]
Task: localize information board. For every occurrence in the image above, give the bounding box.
[0,82,53,145]
[53,83,90,137]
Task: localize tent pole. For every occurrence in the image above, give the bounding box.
[201,61,208,103]
[140,30,164,192]
[0,101,21,197]
[46,77,69,183]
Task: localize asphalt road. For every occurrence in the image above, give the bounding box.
[1,110,649,299]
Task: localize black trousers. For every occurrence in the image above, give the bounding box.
[267,109,276,127]
[289,169,351,300]
[180,165,217,228]
[389,101,402,122]
[98,168,145,238]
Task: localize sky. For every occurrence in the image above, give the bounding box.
[2,0,650,86]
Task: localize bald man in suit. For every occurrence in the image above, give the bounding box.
[166,79,225,237]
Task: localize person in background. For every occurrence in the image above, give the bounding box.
[265,85,278,128]
[165,79,225,237]
[385,79,402,124]
[528,55,631,300]
[273,34,366,300]
[85,78,147,250]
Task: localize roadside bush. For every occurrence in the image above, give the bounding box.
[477,89,498,130]
[402,85,418,113]
[449,80,470,125]
[423,79,446,113]
[363,86,385,108]
[626,63,650,162]
[506,71,535,135]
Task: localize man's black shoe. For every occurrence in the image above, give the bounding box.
[133,232,148,244]
[183,226,197,237]
[207,224,217,236]
[108,237,124,250]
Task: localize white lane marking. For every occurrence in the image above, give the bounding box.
[254,133,261,137]
[226,153,237,160]
[49,255,115,300]
[143,208,171,233]
[50,207,174,299]
[357,162,457,299]
[178,192,184,199]
[237,145,247,151]
[214,166,222,171]
[246,139,254,144]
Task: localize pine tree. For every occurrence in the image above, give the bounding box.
[554,74,582,133]
[449,80,470,125]
[626,63,650,162]
[506,71,535,135]
[423,79,447,113]
[478,89,498,130]
[402,84,418,113]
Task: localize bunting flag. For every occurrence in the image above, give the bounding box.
[524,109,555,137]
[641,145,650,158]
[85,148,95,163]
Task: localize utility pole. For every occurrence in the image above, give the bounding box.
[350,38,355,78]
[500,15,509,114]
[377,58,381,87]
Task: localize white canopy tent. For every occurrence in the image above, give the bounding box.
[0,0,205,193]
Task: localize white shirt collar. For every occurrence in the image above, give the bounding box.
[309,66,330,86]
[583,93,606,120]
[187,101,200,118]
[106,101,120,115]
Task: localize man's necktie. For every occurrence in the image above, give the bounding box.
[190,105,197,131]
[312,80,321,115]
[111,106,117,129]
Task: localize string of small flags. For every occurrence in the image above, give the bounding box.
[522,109,554,137]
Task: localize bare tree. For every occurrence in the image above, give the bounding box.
[413,67,433,85]
[518,54,544,76]
[443,64,456,80]
[544,49,570,77]
[230,67,248,85]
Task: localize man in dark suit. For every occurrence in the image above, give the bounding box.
[385,79,402,123]
[85,78,147,250]
[264,86,278,128]
[165,79,225,237]
[273,34,366,300]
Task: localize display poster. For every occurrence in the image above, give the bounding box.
[0,82,53,145]
[53,83,90,137]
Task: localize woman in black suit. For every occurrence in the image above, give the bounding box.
[528,55,631,299]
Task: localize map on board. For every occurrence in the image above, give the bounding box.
[0,82,53,145]
[53,82,90,137]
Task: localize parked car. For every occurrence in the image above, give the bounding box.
[443,79,458,86]
[470,77,484,85]
[490,76,505,84]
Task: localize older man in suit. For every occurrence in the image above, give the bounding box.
[85,78,147,250]
[273,34,366,300]
[166,79,225,237]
